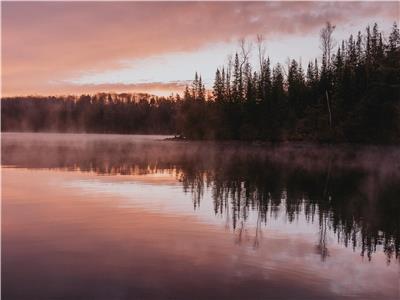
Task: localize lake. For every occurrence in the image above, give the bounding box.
[2,133,399,300]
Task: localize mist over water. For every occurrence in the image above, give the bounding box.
[2,133,400,300]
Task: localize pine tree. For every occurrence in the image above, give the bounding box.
[388,22,400,53]
[356,31,363,66]
[192,72,199,99]
[232,53,243,102]
[213,69,224,102]
[198,75,205,101]
[314,59,319,81]
[306,61,315,85]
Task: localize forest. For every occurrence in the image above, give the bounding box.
[2,22,400,143]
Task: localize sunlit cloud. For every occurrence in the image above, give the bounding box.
[2,2,398,96]
[3,81,189,97]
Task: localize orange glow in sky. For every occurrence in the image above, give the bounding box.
[2,2,398,96]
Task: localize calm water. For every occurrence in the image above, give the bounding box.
[2,133,400,300]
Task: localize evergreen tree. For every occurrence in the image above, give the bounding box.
[2,22,398,144]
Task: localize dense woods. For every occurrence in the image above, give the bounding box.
[1,93,176,134]
[2,22,400,143]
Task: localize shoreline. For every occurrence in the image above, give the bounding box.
[2,131,400,147]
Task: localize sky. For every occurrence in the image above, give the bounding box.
[2,1,399,97]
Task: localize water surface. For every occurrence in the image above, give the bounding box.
[2,133,399,300]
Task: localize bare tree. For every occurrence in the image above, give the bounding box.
[238,37,252,72]
[256,34,266,71]
[320,22,336,130]
[320,21,336,69]
[280,57,291,79]
[226,54,233,79]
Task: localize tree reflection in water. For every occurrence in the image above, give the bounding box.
[2,134,399,263]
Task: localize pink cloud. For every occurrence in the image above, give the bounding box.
[2,2,398,96]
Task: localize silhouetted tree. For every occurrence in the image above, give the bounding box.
[2,22,399,143]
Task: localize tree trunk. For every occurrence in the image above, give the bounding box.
[326,90,332,130]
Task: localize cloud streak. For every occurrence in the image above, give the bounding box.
[2,81,189,97]
[2,2,398,95]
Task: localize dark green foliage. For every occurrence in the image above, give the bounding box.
[2,23,399,143]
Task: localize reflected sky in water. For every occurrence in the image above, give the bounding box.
[2,133,400,300]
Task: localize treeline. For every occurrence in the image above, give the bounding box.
[2,22,400,143]
[1,93,176,134]
[178,22,400,143]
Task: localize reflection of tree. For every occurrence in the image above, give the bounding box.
[253,209,263,249]
[176,155,399,262]
[316,213,329,261]
[315,157,332,261]
[3,138,399,262]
